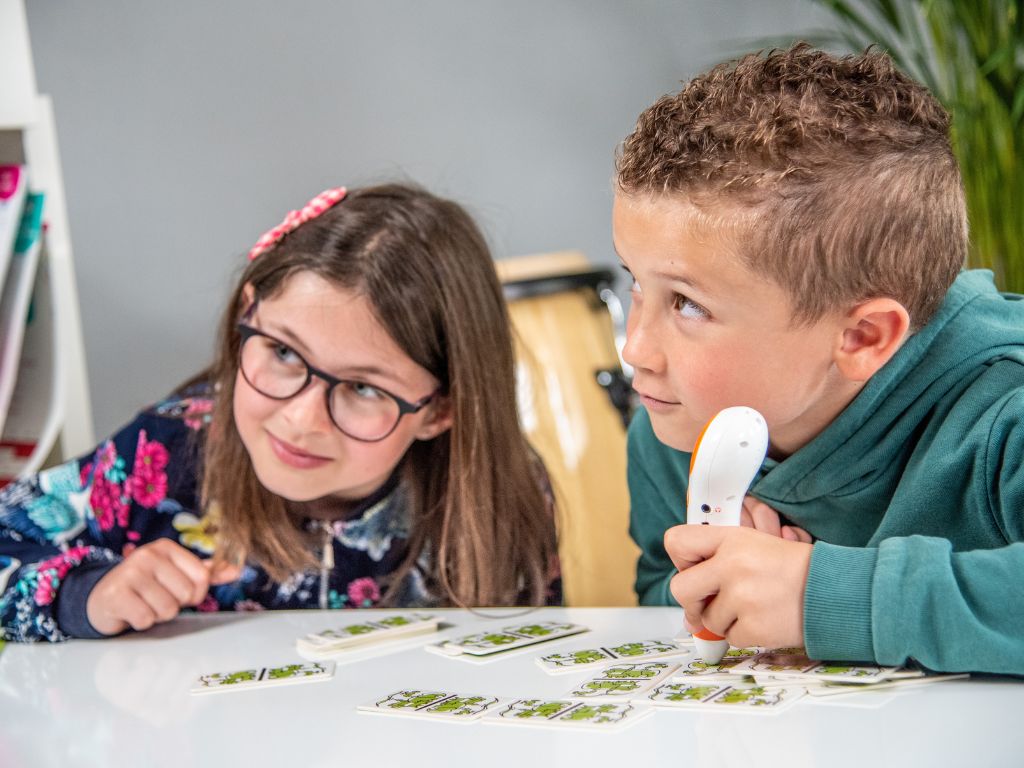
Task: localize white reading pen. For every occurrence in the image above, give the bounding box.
[685,406,769,664]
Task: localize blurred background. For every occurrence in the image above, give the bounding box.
[24,0,839,437]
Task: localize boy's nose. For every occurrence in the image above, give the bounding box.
[622,304,663,374]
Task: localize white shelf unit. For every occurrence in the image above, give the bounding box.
[0,0,94,479]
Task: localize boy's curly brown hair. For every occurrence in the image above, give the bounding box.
[616,43,967,330]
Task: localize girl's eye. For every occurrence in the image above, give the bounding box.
[675,294,709,320]
[350,382,386,400]
[272,342,302,365]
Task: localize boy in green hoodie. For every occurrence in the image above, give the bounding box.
[617,43,1024,674]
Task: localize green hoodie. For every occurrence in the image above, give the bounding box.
[628,270,1024,674]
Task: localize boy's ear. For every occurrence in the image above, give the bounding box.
[414,396,453,441]
[834,298,911,382]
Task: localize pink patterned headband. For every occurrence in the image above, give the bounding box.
[247,186,347,260]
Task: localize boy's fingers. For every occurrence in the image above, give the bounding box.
[748,501,781,538]
[669,559,723,625]
[663,524,729,572]
[782,525,813,544]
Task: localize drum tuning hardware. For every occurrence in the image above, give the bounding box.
[594,367,636,429]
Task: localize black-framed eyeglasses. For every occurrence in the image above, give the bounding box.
[236,323,437,442]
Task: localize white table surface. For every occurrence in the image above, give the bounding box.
[1,606,1021,768]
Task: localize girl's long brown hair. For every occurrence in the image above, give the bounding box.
[201,184,556,606]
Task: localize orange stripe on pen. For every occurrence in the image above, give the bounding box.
[694,626,724,642]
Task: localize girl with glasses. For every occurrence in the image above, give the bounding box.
[0,184,560,641]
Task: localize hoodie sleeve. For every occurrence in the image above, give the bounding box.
[805,391,1024,673]
[0,447,125,642]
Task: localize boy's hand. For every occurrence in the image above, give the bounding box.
[740,496,812,543]
[86,539,242,636]
[665,525,812,649]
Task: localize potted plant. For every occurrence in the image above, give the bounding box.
[798,1,1023,291]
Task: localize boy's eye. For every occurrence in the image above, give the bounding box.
[619,265,641,294]
[674,294,709,320]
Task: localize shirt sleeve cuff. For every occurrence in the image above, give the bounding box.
[54,561,119,639]
[804,542,877,662]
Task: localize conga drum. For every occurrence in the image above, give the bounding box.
[497,251,640,606]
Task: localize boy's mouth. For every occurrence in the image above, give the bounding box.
[633,387,680,408]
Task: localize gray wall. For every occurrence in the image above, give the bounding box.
[26,1,831,439]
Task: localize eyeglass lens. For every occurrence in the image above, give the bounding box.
[240,332,402,440]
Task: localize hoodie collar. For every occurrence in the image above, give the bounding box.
[754,270,1024,503]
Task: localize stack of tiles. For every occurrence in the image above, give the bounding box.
[424,620,589,663]
[482,699,651,731]
[297,613,440,657]
[535,637,692,674]
[623,647,966,713]
[718,648,967,699]
[358,690,503,723]
[359,691,652,732]
[356,638,968,725]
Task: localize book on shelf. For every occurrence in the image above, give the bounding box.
[0,190,45,436]
[0,203,58,488]
[0,165,28,297]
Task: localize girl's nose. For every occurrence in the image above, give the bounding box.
[279,379,334,432]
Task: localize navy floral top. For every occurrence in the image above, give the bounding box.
[0,383,560,642]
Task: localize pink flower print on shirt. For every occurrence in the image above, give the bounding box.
[128,472,167,509]
[95,441,118,475]
[122,530,141,556]
[347,577,380,607]
[196,594,219,612]
[33,546,91,606]
[183,399,213,431]
[127,432,169,508]
[34,574,57,606]
[81,440,130,530]
[133,431,169,474]
[89,473,129,531]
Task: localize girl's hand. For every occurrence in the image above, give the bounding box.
[665,525,812,649]
[740,496,812,543]
[86,539,241,636]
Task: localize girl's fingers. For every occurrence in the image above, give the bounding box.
[118,589,160,632]
[207,560,244,586]
[131,579,183,624]
[152,558,204,607]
